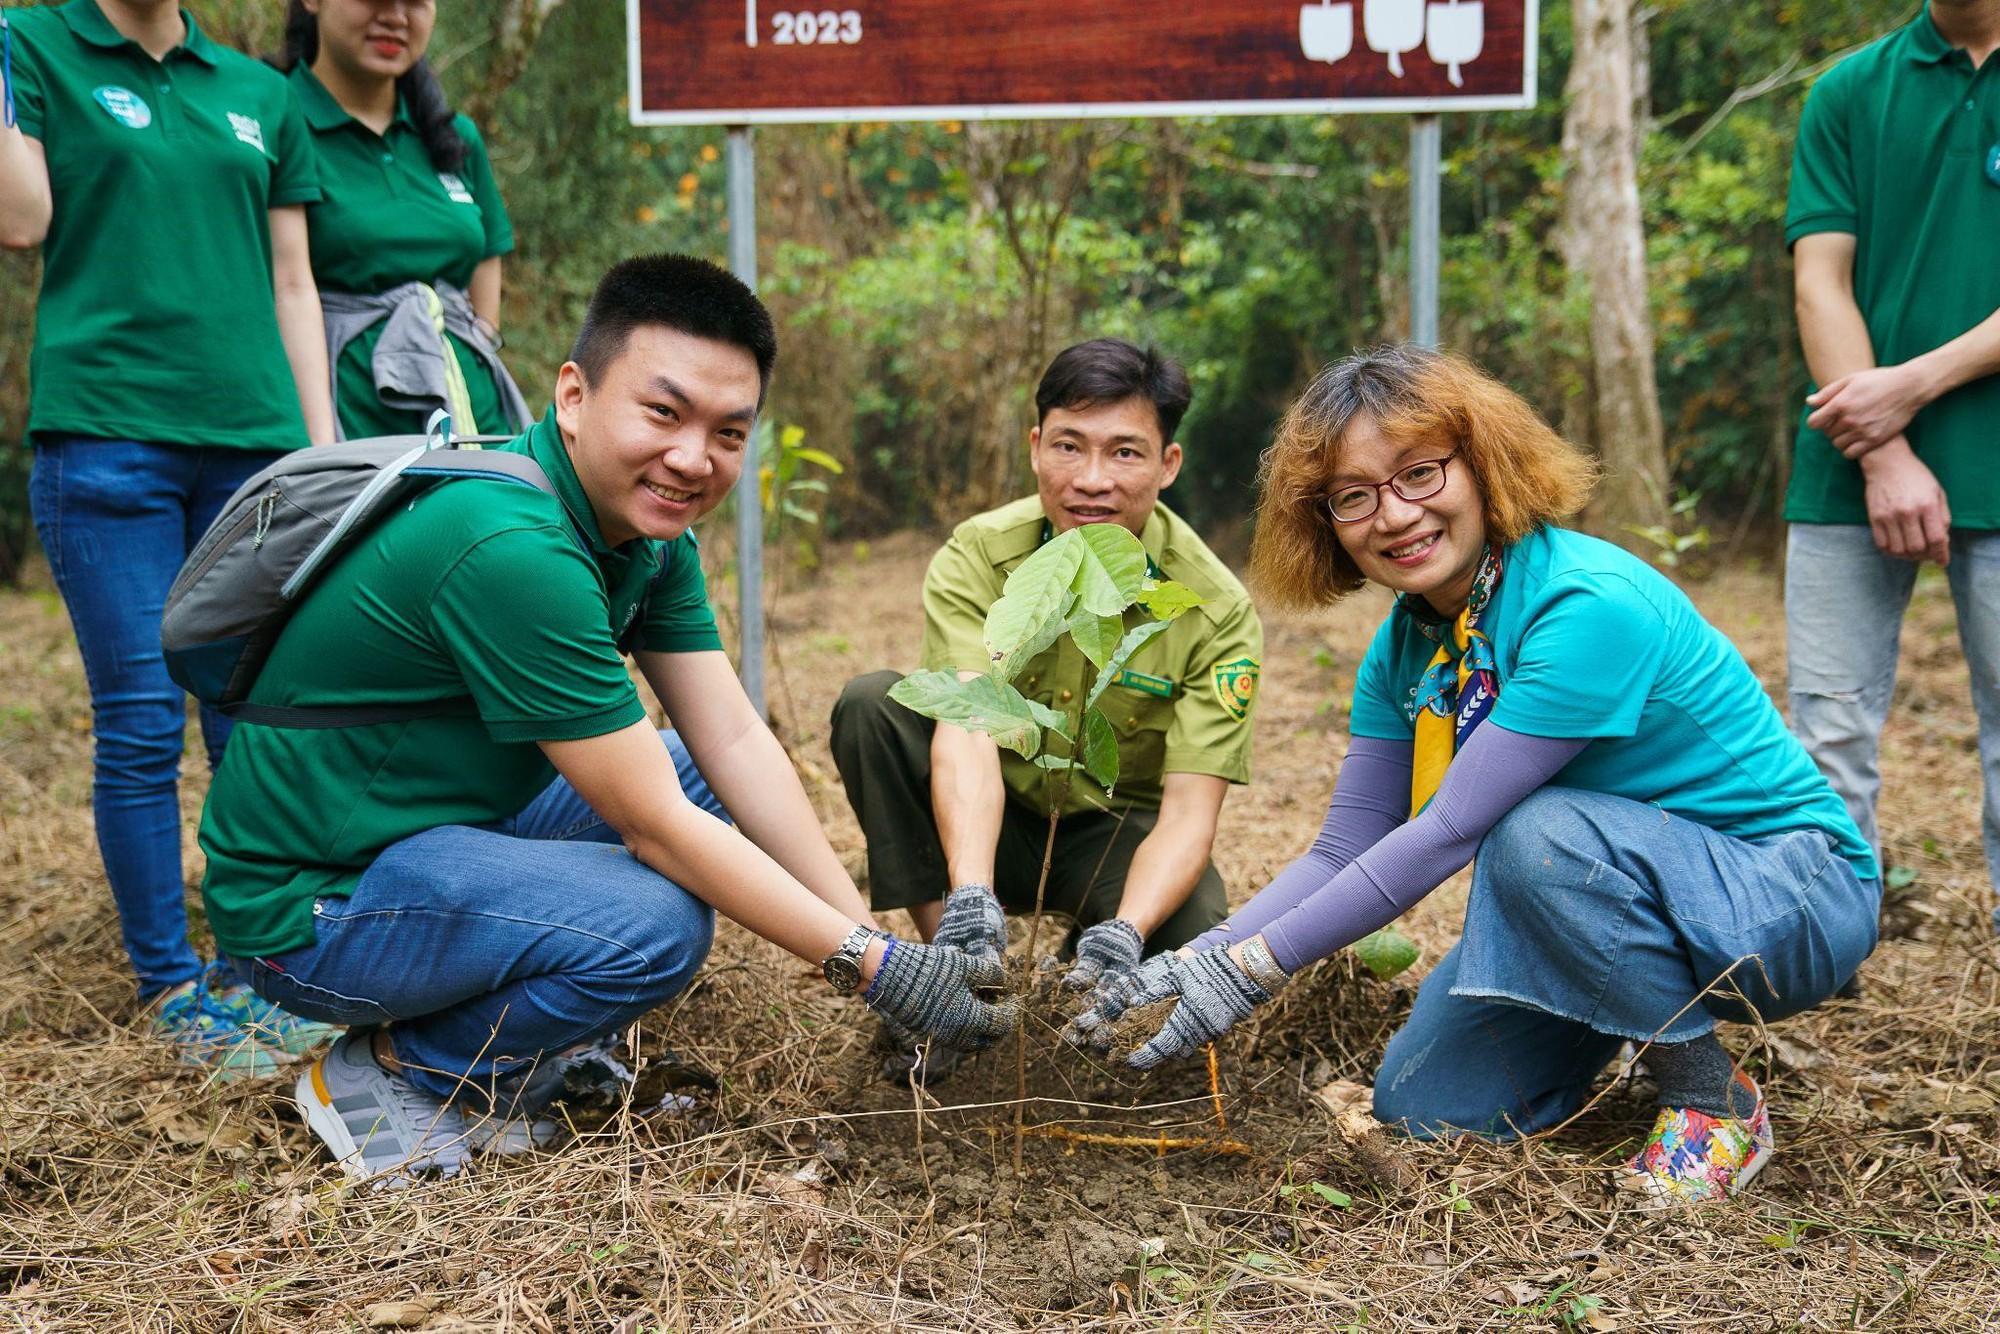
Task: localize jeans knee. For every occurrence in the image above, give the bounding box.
[629,901,714,1008]
[93,708,187,790]
[1372,1032,1465,1139]
[1477,788,1582,895]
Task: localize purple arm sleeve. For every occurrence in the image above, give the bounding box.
[1186,736,1414,954]
[1259,724,1590,974]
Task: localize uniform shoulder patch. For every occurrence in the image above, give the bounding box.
[1211,657,1260,722]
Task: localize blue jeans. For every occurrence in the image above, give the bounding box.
[1786,524,2000,932]
[30,439,285,999]
[233,730,722,1108]
[1372,787,1880,1139]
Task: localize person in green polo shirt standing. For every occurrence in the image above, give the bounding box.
[275,0,529,439]
[0,0,337,1076]
[1784,0,2000,934]
[829,339,1264,1082]
[200,255,1014,1188]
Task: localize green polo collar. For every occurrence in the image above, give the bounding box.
[523,410,618,555]
[1037,509,1168,580]
[62,0,217,65]
[1906,7,1958,64]
[289,63,413,133]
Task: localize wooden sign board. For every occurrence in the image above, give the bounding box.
[629,0,1538,125]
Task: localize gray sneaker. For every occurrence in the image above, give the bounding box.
[296,1031,471,1189]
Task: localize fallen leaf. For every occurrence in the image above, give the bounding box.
[365,1297,438,1329]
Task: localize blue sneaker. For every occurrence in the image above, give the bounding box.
[147,981,290,1081]
[202,962,343,1056]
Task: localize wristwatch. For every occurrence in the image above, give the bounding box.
[822,924,875,993]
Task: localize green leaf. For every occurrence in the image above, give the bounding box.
[1068,608,1125,669]
[1240,1251,1284,1272]
[1085,621,1172,710]
[1135,579,1204,622]
[1351,928,1420,981]
[888,671,1065,758]
[1307,1183,1353,1208]
[1884,865,1917,891]
[1070,523,1151,615]
[985,539,1083,675]
[1081,707,1119,789]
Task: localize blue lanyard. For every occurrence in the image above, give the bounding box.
[2,10,16,131]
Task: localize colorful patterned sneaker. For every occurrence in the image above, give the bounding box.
[1620,1068,1773,1207]
[201,962,343,1057]
[146,981,291,1081]
[296,1031,471,1189]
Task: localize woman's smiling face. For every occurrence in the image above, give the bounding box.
[1328,413,1487,617]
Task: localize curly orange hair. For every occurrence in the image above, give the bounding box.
[1250,345,1599,608]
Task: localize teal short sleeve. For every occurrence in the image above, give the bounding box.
[8,18,46,139]
[269,79,320,207]
[1490,577,1667,740]
[1785,73,1856,246]
[1349,617,1416,741]
[454,116,514,259]
[429,526,646,741]
[636,532,724,654]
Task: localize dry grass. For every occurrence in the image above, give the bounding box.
[2,536,1997,1331]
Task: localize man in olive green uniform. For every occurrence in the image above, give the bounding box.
[1784,0,2000,934]
[832,339,1263,1065]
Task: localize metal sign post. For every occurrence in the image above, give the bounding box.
[725,125,764,715]
[1409,114,1441,348]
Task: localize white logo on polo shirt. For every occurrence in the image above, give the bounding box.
[227,113,266,153]
[438,172,475,204]
[92,86,152,129]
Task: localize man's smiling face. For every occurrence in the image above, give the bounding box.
[1029,395,1184,538]
[554,324,761,547]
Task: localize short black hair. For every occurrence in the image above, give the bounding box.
[1033,338,1192,443]
[570,253,778,396]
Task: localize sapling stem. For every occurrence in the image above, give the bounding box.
[1012,669,1089,1176]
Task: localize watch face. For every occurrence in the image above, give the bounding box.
[824,956,862,992]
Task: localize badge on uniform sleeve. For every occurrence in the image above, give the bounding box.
[1211,657,1260,721]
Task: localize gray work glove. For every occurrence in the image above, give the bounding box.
[863,939,1017,1051]
[1061,948,1180,1054]
[1125,949,1271,1071]
[931,881,1007,960]
[1062,919,1145,994]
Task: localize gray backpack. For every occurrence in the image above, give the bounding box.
[163,424,552,728]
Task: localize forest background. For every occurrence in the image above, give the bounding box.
[0,0,1916,582]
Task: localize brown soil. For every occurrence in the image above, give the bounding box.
[3,535,1997,1329]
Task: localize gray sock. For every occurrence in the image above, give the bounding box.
[1645,1032,1757,1119]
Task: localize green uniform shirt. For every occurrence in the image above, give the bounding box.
[1784,7,2000,528]
[10,0,319,450]
[288,64,518,439]
[197,409,724,958]
[920,497,1263,817]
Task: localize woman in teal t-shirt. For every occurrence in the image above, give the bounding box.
[1076,346,1881,1208]
[279,0,528,439]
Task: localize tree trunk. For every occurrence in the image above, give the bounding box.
[1561,0,1671,546]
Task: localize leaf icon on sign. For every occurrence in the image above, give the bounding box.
[1299,1,1354,64]
[1426,0,1484,86]
[1364,0,1425,78]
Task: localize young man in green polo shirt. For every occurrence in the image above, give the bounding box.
[830,339,1263,1081]
[1784,0,2000,934]
[199,255,1014,1187]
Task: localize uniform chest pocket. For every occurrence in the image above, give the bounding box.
[1102,684,1176,778]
